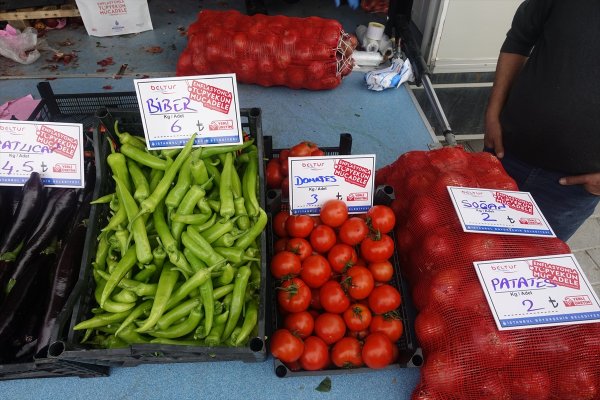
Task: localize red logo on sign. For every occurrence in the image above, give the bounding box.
[530,260,580,290]
[519,217,542,225]
[346,192,368,201]
[563,295,593,307]
[188,81,232,114]
[36,126,78,159]
[494,192,533,215]
[53,163,77,173]
[333,159,371,188]
[209,120,234,131]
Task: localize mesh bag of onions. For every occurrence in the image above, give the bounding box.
[376,146,600,400]
[176,10,357,90]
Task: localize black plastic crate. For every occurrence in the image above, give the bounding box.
[49,108,269,367]
[265,177,422,376]
[29,82,140,132]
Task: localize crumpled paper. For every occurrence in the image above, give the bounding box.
[0,94,41,120]
[365,58,414,91]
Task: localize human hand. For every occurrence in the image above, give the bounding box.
[559,172,600,195]
[484,113,505,158]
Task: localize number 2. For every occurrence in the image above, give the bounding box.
[522,299,543,312]
[482,212,497,222]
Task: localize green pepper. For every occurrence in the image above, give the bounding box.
[213,247,259,265]
[127,159,150,202]
[115,299,153,335]
[234,208,267,250]
[196,139,254,159]
[73,310,131,330]
[90,193,115,205]
[242,152,260,217]
[136,266,180,333]
[133,264,157,283]
[212,284,234,300]
[113,175,153,264]
[182,226,226,267]
[170,212,211,226]
[100,245,138,307]
[200,216,238,244]
[106,151,132,193]
[222,265,251,340]
[233,197,250,230]
[112,288,138,304]
[164,266,215,311]
[156,297,202,330]
[165,156,193,212]
[114,120,147,150]
[203,310,229,346]
[170,185,207,241]
[147,305,203,339]
[120,143,169,170]
[233,299,258,346]
[190,159,213,191]
[215,264,236,287]
[98,270,157,297]
[153,201,193,276]
[117,326,150,344]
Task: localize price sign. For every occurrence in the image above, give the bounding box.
[0,120,84,188]
[447,186,555,237]
[134,74,243,150]
[474,255,600,330]
[288,155,376,215]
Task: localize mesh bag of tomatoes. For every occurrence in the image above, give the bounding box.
[361,0,389,13]
[377,146,600,400]
[266,141,325,199]
[268,199,407,372]
[176,10,357,90]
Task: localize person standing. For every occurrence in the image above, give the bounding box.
[484,0,600,241]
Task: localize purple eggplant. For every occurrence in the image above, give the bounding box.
[35,191,92,355]
[0,172,46,262]
[1,188,77,297]
[0,249,56,351]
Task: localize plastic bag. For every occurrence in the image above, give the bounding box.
[75,0,153,37]
[0,25,41,65]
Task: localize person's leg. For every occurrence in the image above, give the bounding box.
[500,152,600,242]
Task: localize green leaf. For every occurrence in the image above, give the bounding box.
[315,377,332,393]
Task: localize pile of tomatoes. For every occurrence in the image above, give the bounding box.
[269,200,404,371]
[266,141,325,194]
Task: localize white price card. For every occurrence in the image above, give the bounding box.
[288,155,376,215]
[0,120,84,188]
[474,255,600,330]
[134,74,243,150]
[447,186,555,237]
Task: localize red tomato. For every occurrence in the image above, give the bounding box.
[368,260,394,283]
[362,332,394,369]
[311,148,325,156]
[309,224,337,254]
[270,251,301,279]
[273,210,290,238]
[273,238,288,254]
[300,254,332,289]
[314,312,346,344]
[298,336,330,371]
[554,367,598,400]
[279,149,290,165]
[368,284,401,314]
[360,234,395,263]
[343,303,372,331]
[343,265,375,300]
[270,329,304,363]
[346,329,369,340]
[331,337,363,368]
[289,141,318,157]
[285,215,314,238]
[277,278,311,313]
[327,243,358,273]
[338,217,369,246]
[266,159,283,189]
[366,205,396,234]
[319,199,348,228]
[285,237,312,261]
[369,315,404,342]
[284,311,314,339]
[319,280,350,314]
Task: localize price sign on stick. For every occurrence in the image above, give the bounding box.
[474,255,600,330]
[288,155,376,215]
[0,120,84,188]
[447,186,555,237]
[134,74,243,150]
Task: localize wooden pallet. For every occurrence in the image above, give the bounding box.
[0,2,80,22]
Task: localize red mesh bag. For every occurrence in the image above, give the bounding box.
[377,146,600,400]
[361,0,389,13]
[176,10,357,90]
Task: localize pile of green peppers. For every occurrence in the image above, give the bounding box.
[74,128,267,349]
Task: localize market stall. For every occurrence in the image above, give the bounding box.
[0,1,437,399]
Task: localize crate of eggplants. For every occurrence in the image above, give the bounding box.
[0,170,87,364]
